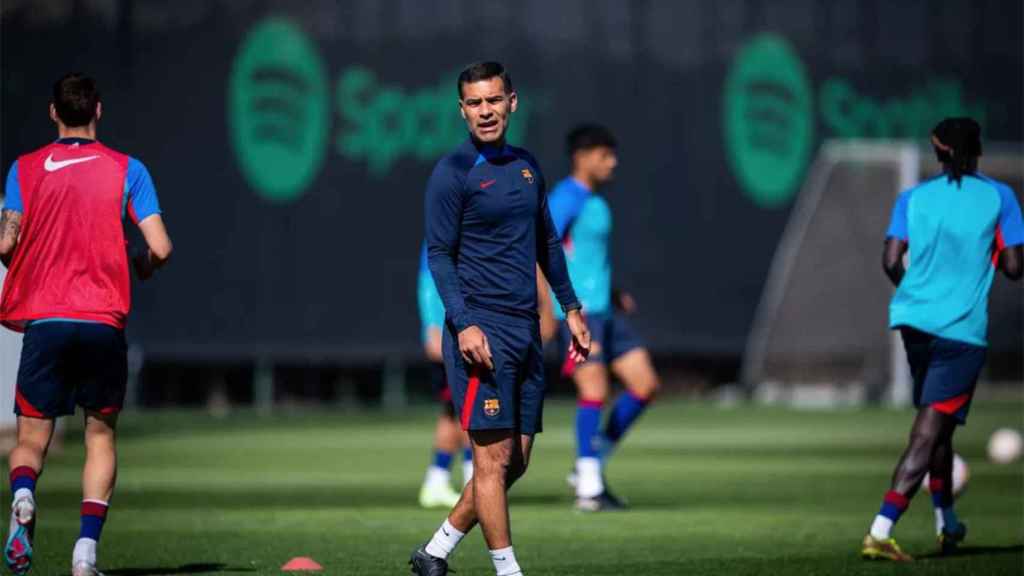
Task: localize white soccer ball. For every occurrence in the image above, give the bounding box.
[922,453,969,497]
[987,428,1023,465]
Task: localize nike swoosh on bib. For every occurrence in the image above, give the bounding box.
[44,153,100,172]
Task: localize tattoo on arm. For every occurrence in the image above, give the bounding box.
[0,209,22,265]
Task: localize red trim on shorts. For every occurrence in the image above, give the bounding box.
[439,387,452,403]
[929,477,946,493]
[14,389,44,418]
[931,393,971,416]
[884,490,909,510]
[461,369,480,431]
[80,500,109,518]
[98,405,121,416]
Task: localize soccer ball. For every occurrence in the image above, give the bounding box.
[922,453,969,497]
[987,428,1023,465]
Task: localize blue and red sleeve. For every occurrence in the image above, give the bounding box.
[3,161,22,213]
[886,189,910,242]
[547,181,587,239]
[125,158,161,224]
[994,181,1024,250]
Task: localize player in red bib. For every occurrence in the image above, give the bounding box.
[0,73,173,576]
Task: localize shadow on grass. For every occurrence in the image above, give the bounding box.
[918,544,1024,560]
[105,563,254,575]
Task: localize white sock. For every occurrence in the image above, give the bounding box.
[12,488,33,504]
[425,466,452,488]
[575,457,604,498]
[73,537,97,566]
[870,515,894,540]
[490,546,522,576]
[463,460,474,487]
[424,519,465,560]
[934,508,945,535]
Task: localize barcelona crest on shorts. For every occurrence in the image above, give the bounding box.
[521,168,534,183]
[484,398,501,417]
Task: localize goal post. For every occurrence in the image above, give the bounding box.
[742,140,1023,407]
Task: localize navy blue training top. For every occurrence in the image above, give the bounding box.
[425,138,580,332]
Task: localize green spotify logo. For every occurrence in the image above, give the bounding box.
[229,17,329,203]
[724,33,814,208]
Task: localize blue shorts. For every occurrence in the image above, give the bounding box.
[559,312,643,366]
[443,313,545,435]
[899,327,985,425]
[15,322,127,418]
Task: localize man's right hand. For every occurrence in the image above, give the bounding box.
[458,325,494,370]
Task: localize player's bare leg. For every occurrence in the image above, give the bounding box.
[9,417,55,478]
[82,411,118,502]
[460,429,473,486]
[890,408,954,496]
[415,431,531,575]
[864,407,955,561]
[611,348,660,405]
[73,411,118,576]
[469,430,531,548]
[926,418,965,551]
[5,417,54,574]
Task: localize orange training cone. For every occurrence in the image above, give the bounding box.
[282,557,323,571]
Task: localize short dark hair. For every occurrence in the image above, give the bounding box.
[52,73,100,127]
[567,124,617,157]
[457,62,512,99]
[932,117,982,185]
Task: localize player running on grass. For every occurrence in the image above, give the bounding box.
[0,73,173,576]
[409,62,591,576]
[862,117,1022,562]
[417,245,474,508]
[540,125,660,512]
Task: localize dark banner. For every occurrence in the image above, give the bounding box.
[2,1,1022,360]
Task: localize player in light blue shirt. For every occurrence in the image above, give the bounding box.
[541,125,661,511]
[862,118,1023,561]
[416,245,472,509]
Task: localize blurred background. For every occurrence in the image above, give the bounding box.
[1,0,1021,418]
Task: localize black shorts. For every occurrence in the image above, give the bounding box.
[15,321,127,418]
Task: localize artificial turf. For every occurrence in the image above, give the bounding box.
[8,398,1023,575]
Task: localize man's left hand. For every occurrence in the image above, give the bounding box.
[565,309,591,363]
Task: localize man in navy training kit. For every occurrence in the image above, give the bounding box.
[542,125,661,511]
[861,117,1022,561]
[410,62,591,576]
[0,74,173,576]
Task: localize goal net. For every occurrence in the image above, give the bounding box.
[742,140,1023,407]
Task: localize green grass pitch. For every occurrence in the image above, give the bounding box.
[8,399,1023,575]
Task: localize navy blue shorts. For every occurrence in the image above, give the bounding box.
[559,312,643,366]
[900,327,986,425]
[443,314,545,435]
[15,322,127,419]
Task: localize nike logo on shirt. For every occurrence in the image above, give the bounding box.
[480,179,497,189]
[44,153,100,172]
